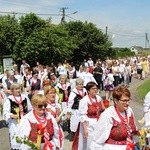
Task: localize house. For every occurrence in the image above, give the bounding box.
[130,46,143,55]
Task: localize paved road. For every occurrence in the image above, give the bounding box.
[0,77,149,150]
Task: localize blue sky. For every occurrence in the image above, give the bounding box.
[0,0,150,48]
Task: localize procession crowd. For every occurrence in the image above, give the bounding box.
[0,55,150,150]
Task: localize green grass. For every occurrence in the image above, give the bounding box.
[137,78,150,102]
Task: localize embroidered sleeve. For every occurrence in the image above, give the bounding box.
[51,115,60,148]
[79,96,88,123]
[91,110,113,145]
[3,98,13,122]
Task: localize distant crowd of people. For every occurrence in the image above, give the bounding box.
[0,56,150,149]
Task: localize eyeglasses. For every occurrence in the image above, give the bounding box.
[91,87,98,90]
[37,104,47,109]
[119,99,131,103]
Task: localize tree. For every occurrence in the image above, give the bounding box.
[64,21,112,64]
[19,13,46,37]
[13,14,75,66]
[112,47,135,59]
[0,15,20,55]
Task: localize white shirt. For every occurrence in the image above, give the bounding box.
[87,60,94,67]
[80,72,97,86]
[57,66,66,75]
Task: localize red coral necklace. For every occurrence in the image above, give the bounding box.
[33,110,47,125]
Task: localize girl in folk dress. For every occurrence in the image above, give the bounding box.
[3,83,32,149]
[73,82,105,150]
[44,86,64,150]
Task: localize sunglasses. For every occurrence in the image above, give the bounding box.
[37,104,47,109]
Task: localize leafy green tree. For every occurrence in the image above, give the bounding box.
[0,15,20,55]
[13,14,75,66]
[64,21,112,64]
[19,13,46,37]
[112,47,135,59]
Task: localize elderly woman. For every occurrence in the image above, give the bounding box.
[16,94,60,150]
[90,85,138,150]
[3,83,32,149]
[44,86,64,150]
[73,81,105,150]
[67,78,87,136]
[2,70,18,97]
[48,72,58,87]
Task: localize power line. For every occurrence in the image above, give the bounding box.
[60,8,78,23]
[1,0,59,11]
[114,37,144,42]
[0,11,62,16]
[0,10,78,23]
[108,31,144,37]
[145,33,150,48]
[65,15,78,21]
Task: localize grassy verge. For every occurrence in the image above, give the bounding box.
[137,78,150,102]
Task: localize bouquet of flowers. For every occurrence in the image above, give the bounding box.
[16,136,39,150]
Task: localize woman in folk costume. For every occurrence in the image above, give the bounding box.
[103,63,114,101]
[143,91,150,126]
[22,67,32,95]
[55,74,71,112]
[90,85,138,150]
[2,70,18,97]
[3,83,32,149]
[73,81,105,150]
[0,91,3,118]
[48,72,59,87]
[0,90,6,119]
[44,86,64,150]
[28,70,41,100]
[67,78,87,139]
[38,64,48,87]
[16,94,60,150]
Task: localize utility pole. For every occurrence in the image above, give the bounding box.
[145,33,149,48]
[60,7,68,24]
[105,26,108,36]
